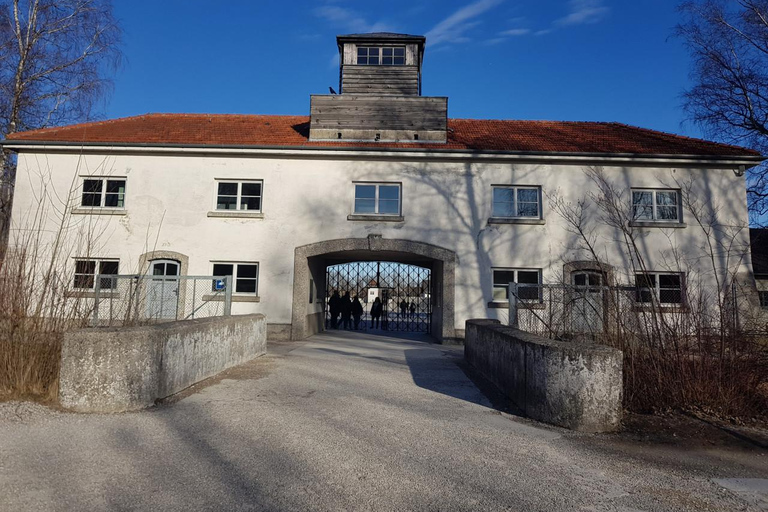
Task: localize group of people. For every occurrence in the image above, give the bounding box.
[328,291,419,331]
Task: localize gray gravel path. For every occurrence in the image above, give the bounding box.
[0,330,766,511]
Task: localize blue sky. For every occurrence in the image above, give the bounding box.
[107,1,701,137]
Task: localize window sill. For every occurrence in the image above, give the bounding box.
[488,217,545,225]
[207,211,264,219]
[202,294,260,303]
[632,304,688,313]
[71,208,127,216]
[66,291,120,299]
[629,221,686,229]
[347,214,404,222]
[487,301,545,310]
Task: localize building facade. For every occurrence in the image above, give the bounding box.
[5,33,764,341]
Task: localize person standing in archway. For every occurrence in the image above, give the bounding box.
[370,297,382,329]
[400,299,407,317]
[341,292,352,330]
[329,290,341,329]
[351,296,363,330]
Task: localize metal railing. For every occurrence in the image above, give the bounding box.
[91,274,233,326]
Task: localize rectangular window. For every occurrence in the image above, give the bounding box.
[354,183,401,215]
[634,272,684,304]
[212,262,259,295]
[215,181,263,211]
[357,46,405,65]
[492,186,541,219]
[80,178,125,208]
[631,189,681,222]
[73,259,119,290]
[492,268,541,302]
[760,291,768,309]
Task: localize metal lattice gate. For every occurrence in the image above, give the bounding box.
[325,261,431,333]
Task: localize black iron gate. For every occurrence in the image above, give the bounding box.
[325,261,431,333]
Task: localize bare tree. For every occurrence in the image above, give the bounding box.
[676,1,768,220]
[0,0,121,247]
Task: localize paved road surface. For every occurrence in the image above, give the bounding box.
[1,331,766,511]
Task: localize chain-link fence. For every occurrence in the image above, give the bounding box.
[507,282,748,342]
[91,275,232,326]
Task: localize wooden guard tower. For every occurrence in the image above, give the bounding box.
[309,33,448,143]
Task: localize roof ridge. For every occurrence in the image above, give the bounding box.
[605,121,757,152]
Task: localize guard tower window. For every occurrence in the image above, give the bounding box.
[357,46,405,65]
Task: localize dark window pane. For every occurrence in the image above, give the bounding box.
[354,199,376,213]
[657,206,678,220]
[369,47,379,56]
[83,179,102,193]
[75,260,96,274]
[74,273,94,289]
[241,182,261,196]
[518,271,539,284]
[760,291,768,308]
[574,274,586,286]
[100,261,119,275]
[493,271,516,287]
[379,186,399,200]
[635,274,656,289]
[517,189,538,203]
[393,57,405,65]
[656,191,677,205]
[358,47,367,56]
[218,182,238,196]
[357,56,366,65]
[217,196,237,210]
[383,48,393,56]
[369,56,379,65]
[165,263,179,276]
[237,264,258,279]
[213,264,234,277]
[383,57,393,65]
[240,197,261,211]
[660,289,682,304]
[517,203,538,217]
[659,274,681,287]
[153,264,165,275]
[394,47,405,56]
[378,199,399,215]
[355,185,376,199]
[236,279,257,293]
[104,180,125,208]
[518,286,540,301]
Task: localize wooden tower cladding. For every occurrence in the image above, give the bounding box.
[309,33,448,143]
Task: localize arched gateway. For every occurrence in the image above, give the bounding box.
[291,236,457,342]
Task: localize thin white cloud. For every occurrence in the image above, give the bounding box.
[313,5,396,34]
[500,28,531,36]
[425,0,504,47]
[554,0,609,27]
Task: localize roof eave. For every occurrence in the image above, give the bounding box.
[1,139,764,167]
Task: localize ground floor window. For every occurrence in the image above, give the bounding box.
[760,291,768,309]
[212,262,259,294]
[634,272,684,304]
[73,259,119,290]
[492,268,541,302]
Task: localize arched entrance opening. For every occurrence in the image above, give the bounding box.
[291,236,456,342]
[326,261,432,333]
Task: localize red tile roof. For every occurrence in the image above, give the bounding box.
[4,113,761,158]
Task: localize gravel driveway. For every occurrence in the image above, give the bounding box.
[1,330,766,511]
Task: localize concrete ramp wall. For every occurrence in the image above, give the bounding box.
[465,319,623,432]
[59,314,267,413]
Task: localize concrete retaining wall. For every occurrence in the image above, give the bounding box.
[465,319,623,432]
[59,314,267,413]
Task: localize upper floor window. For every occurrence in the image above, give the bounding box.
[492,268,541,302]
[492,186,541,219]
[635,272,684,304]
[354,183,401,215]
[212,262,259,294]
[216,180,262,212]
[73,259,119,290]
[632,189,681,222]
[357,46,405,65]
[81,178,125,208]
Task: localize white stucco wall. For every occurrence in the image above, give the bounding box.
[9,148,755,333]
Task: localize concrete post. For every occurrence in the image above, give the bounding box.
[224,275,233,316]
[508,282,518,328]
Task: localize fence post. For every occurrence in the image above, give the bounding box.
[92,274,101,326]
[224,275,233,316]
[508,282,519,328]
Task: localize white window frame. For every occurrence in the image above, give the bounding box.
[631,188,681,222]
[634,272,685,305]
[356,46,406,66]
[73,258,120,290]
[353,182,402,216]
[491,267,542,303]
[214,180,263,212]
[80,177,126,209]
[211,261,259,295]
[491,185,542,219]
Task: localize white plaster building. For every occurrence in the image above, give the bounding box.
[4,33,764,342]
